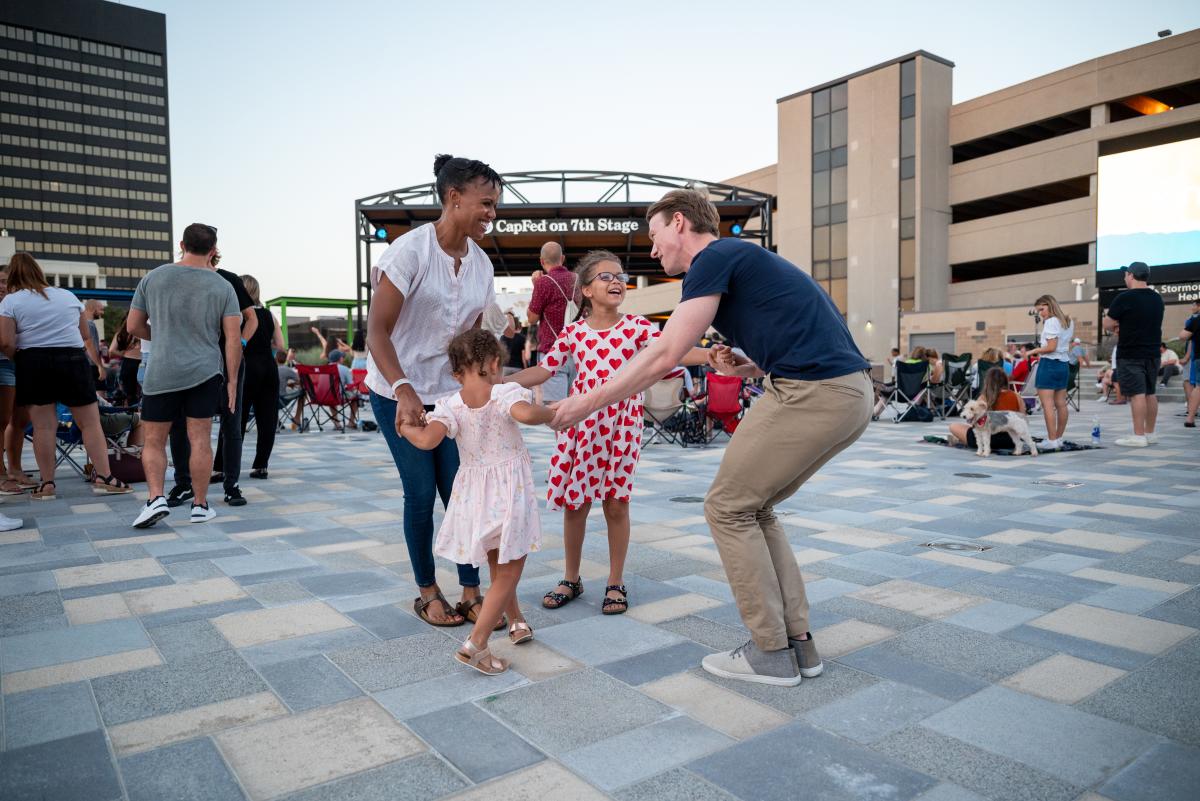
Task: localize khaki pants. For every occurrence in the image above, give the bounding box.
[704,370,873,651]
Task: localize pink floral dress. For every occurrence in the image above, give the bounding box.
[540,314,660,511]
[430,383,541,567]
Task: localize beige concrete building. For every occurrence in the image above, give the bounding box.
[630,30,1200,364]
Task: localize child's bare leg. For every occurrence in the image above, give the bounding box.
[562,502,590,581]
[602,498,631,610]
[468,552,526,650]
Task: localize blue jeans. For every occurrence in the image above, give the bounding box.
[370,390,478,588]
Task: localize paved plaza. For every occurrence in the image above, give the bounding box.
[0,401,1197,801]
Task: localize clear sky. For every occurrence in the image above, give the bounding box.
[120,0,1200,303]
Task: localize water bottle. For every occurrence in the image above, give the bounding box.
[1091,415,1101,447]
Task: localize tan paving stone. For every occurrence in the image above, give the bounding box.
[215,697,424,800]
[53,557,165,589]
[1069,568,1190,595]
[927,495,974,505]
[1029,603,1196,654]
[627,592,724,624]
[1180,554,1200,566]
[62,592,131,625]
[211,600,355,648]
[818,620,898,658]
[1000,654,1126,704]
[445,761,608,801]
[2,648,161,694]
[228,525,303,541]
[652,534,715,551]
[1090,502,1176,520]
[849,579,985,619]
[71,502,112,514]
[303,539,381,555]
[1041,530,1149,553]
[109,691,289,756]
[124,576,247,615]
[359,543,411,564]
[812,528,909,548]
[916,550,1011,573]
[981,528,1044,545]
[642,672,791,739]
[792,547,841,565]
[268,501,335,514]
[547,557,610,581]
[877,510,938,523]
[487,639,583,681]
[332,510,400,528]
[673,546,725,565]
[630,523,688,543]
[0,529,40,545]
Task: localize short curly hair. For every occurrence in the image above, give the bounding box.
[447,328,506,378]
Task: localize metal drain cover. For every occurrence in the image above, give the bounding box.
[954,472,991,478]
[1033,479,1083,488]
[670,496,706,503]
[921,539,993,552]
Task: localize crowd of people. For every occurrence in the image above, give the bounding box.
[0,153,1190,689]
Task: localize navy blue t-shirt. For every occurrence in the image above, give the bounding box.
[680,238,869,380]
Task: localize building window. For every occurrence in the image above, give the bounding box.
[812,82,848,313]
[898,59,916,312]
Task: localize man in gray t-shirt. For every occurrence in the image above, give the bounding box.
[126,223,242,529]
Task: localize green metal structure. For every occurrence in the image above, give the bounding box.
[264,296,363,348]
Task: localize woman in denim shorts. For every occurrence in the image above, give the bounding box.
[1031,294,1074,450]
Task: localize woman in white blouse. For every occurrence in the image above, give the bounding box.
[1030,294,1075,449]
[365,154,503,628]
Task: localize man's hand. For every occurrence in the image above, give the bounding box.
[393,384,426,434]
[548,394,594,431]
[707,345,739,376]
[226,380,237,414]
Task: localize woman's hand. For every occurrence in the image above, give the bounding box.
[393,384,426,433]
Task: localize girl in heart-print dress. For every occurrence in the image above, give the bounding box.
[508,249,707,617]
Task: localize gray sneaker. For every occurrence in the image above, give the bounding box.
[789,633,824,678]
[701,640,801,686]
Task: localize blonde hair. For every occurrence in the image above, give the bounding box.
[240,274,261,306]
[979,347,1003,364]
[1035,294,1070,328]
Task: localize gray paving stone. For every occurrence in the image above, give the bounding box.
[147,619,232,661]
[1143,587,1200,627]
[803,680,951,744]
[408,702,543,782]
[297,570,402,599]
[874,726,1083,801]
[597,640,715,685]
[943,600,1043,634]
[98,544,152,562]
[1098,741,1200,801]
[1085,584,1174,614]
[3,681,100,749]
[0,730,123,801]
[614,767,740,801]
[1077,637,1200,747]
[912,784,989,801]
[816,596,931,632]
[239,625,378,667]
[636,557,719,582]
[0,617,151,673]
[0,591,66,636]
[480,668,670,754]
[259,655,362,712]
[703,661,880,716]
[836,646,990,701]
[156,546,251,565]
[92,649,268,725]
[563,714,734,792]
[212,549,318,577]
[0,570,56,597]
[690,720,937,801]
[275,753,467,801]
[41,527,91,546]
[345,604,427,640]
[1098,554,1200,584]
[880,622,1053,682]
[954,568,1112,604]
[535,614,685,664]
[806,562,891,586]
[138,597,264,629]
[119,738,246,801]
[328,632,461,692]
[1001,625,1154,671]
[245,579,313,606]
[58,574,175,600]
[921,685,1157,786]
[164,559,227,581]
[826,550,936,579]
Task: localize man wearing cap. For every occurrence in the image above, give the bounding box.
[1068,337,1090,368]
[1103,261,1164,447]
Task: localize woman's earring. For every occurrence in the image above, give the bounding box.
[455,204,459,209]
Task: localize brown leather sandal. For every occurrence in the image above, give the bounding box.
[455,596,507,631]
[414,592,464,627]
[454,640,509,675]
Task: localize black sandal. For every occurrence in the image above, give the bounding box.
[92,474,132,495]
[602,584,628,615]
[413,592,464,628]
[32,481,57,501]
[249,468,269,479]
[543,578,584,609]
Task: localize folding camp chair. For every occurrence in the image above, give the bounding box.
[23,405,88,479]
[1019,360,1041,413]
[1066,361,1081,412]
[643,376,687,446]
[973,360,1003,397]
[297,364,352,431]
[698,372,744,443]
[942,353,973,417]
[887,360,931,422]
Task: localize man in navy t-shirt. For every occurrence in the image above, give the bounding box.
[551,189,872,687]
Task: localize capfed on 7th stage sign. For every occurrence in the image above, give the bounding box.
[490,218,643,236]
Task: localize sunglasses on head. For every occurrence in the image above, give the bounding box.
[591,271,629,284]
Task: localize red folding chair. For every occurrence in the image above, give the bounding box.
[350,368,369,395]
[697,372,745,443]
[297,364,351,431]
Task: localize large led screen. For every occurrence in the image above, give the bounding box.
[1096,137,1200,272]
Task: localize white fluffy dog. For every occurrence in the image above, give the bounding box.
[961,399,1038,457]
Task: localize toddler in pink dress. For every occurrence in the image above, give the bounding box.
[400,330,554,675]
